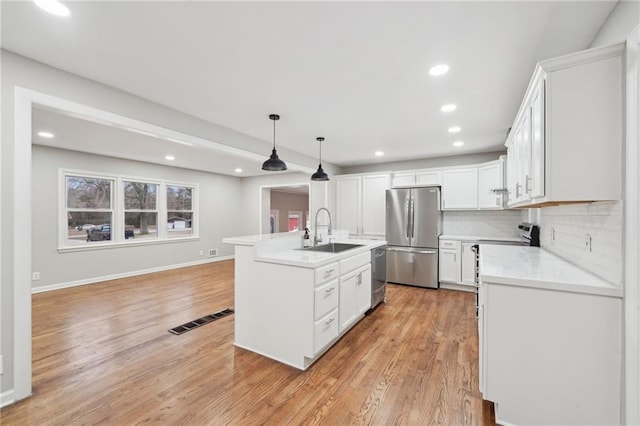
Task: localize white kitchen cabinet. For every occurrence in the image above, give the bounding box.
[339,265,371,332]
[416,170,442,186]
[336,173,390,237]
[477,159,505,209]
[391,172,416,187]
[460,242,476,286]
[391,169,441,188]
[441,168,478,210]
[506,43,623,207]
[438,239,461,284]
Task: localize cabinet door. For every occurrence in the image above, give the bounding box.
[416,170,442,186]
[392,172,416,188]
[356,266,372,315]
[339,273,358,332]
[478,162,503,209]
[441,168,478,210]
[460,243,476,286]
[438,248,461,283]
[336,177,361,235]
[530,77,545,199]
[506,143,517,206]
[361,174,390,236]
[517,109,532,202]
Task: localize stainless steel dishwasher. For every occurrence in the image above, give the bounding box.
[371,245,387,309]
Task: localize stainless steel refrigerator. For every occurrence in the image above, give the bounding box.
[386,187,441,288]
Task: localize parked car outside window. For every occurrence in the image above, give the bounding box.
[76,224,95,231]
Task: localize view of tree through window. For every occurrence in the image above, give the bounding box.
[124,181,158,240]
[66,176,114,245]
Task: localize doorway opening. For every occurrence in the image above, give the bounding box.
[260,184,310,234]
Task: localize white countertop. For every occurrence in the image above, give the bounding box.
[223,232,386,268]
[256,238,386,268]
[440,234,521,243]
[480,245,622,298]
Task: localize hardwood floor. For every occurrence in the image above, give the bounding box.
[1,260,494,425]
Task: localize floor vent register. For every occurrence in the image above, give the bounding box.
[168,308,234,335]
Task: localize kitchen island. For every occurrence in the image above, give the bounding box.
[478,245,622,425]
[223,232,386,370]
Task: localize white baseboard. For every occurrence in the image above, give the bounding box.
[32,255,234,294]
[1,389,15,408]
[439,282,476,293]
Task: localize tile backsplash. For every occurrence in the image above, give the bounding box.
[443,210,522,238]
[534,201,623,285]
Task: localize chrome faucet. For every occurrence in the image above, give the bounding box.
[313,207,333,246]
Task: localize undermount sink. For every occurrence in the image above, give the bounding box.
[298,242,364,253]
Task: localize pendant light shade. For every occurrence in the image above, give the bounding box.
[311,137,329,181]
[262,114,287,171]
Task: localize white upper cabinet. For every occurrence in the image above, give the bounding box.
[505,43,623,207]
[478,159,505,209]
[441,168,478,210]
[335,173,390,237]
[391,169,441,188]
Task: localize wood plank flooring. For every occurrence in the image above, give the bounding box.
[1,260,494,425]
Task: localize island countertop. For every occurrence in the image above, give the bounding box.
[223,232,386,269]
[479,245,622,298]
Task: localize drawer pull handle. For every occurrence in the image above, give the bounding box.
[325,318,335,325]
[324,269,335,274]
[325,287,335,293]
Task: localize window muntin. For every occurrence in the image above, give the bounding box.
[167,185,194,238]
[124,181,159,240]
[65,176,114,245]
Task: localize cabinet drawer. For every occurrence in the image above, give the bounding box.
[315,280,339,320]
[339,251,371,275]
[315,262,339,285]
[314,308,339,354]
[440,239,460,249]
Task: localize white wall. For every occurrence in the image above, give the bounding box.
[31,146,246,290]
[533,202,623,286]
[442,210,522,239]
[589,0,640,48]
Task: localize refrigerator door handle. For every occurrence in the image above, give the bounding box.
[406,197,412,238]
[410,196,415,238]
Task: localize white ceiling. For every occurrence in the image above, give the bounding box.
[3,1,616,168]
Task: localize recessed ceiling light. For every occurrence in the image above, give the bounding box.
[428,64,449,76]
[375,151,384,157]
[235,168,243,173]
[448,126,461,133]
[37,131,54,138]
[453,141,464,147]
[441,104,457,113]
[165,155,175,161]
[33,0,70,17]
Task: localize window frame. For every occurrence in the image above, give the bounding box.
[122,178,161,242]
[58,169,199,252]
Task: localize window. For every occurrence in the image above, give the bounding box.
[65,175,114,246]
[124,181,158,240]
[61,171,197,250]
[167,185,194,238]
[288,211,302,232]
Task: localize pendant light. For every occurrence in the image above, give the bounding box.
[262,114,287,171]
[311,137,329,181]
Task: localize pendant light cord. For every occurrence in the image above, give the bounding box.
[273,119,276,149]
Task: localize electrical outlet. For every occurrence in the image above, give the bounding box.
[32,272,40,281]
[209,248,218,257]
[585,234,592,252]
[199,250,204,256]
